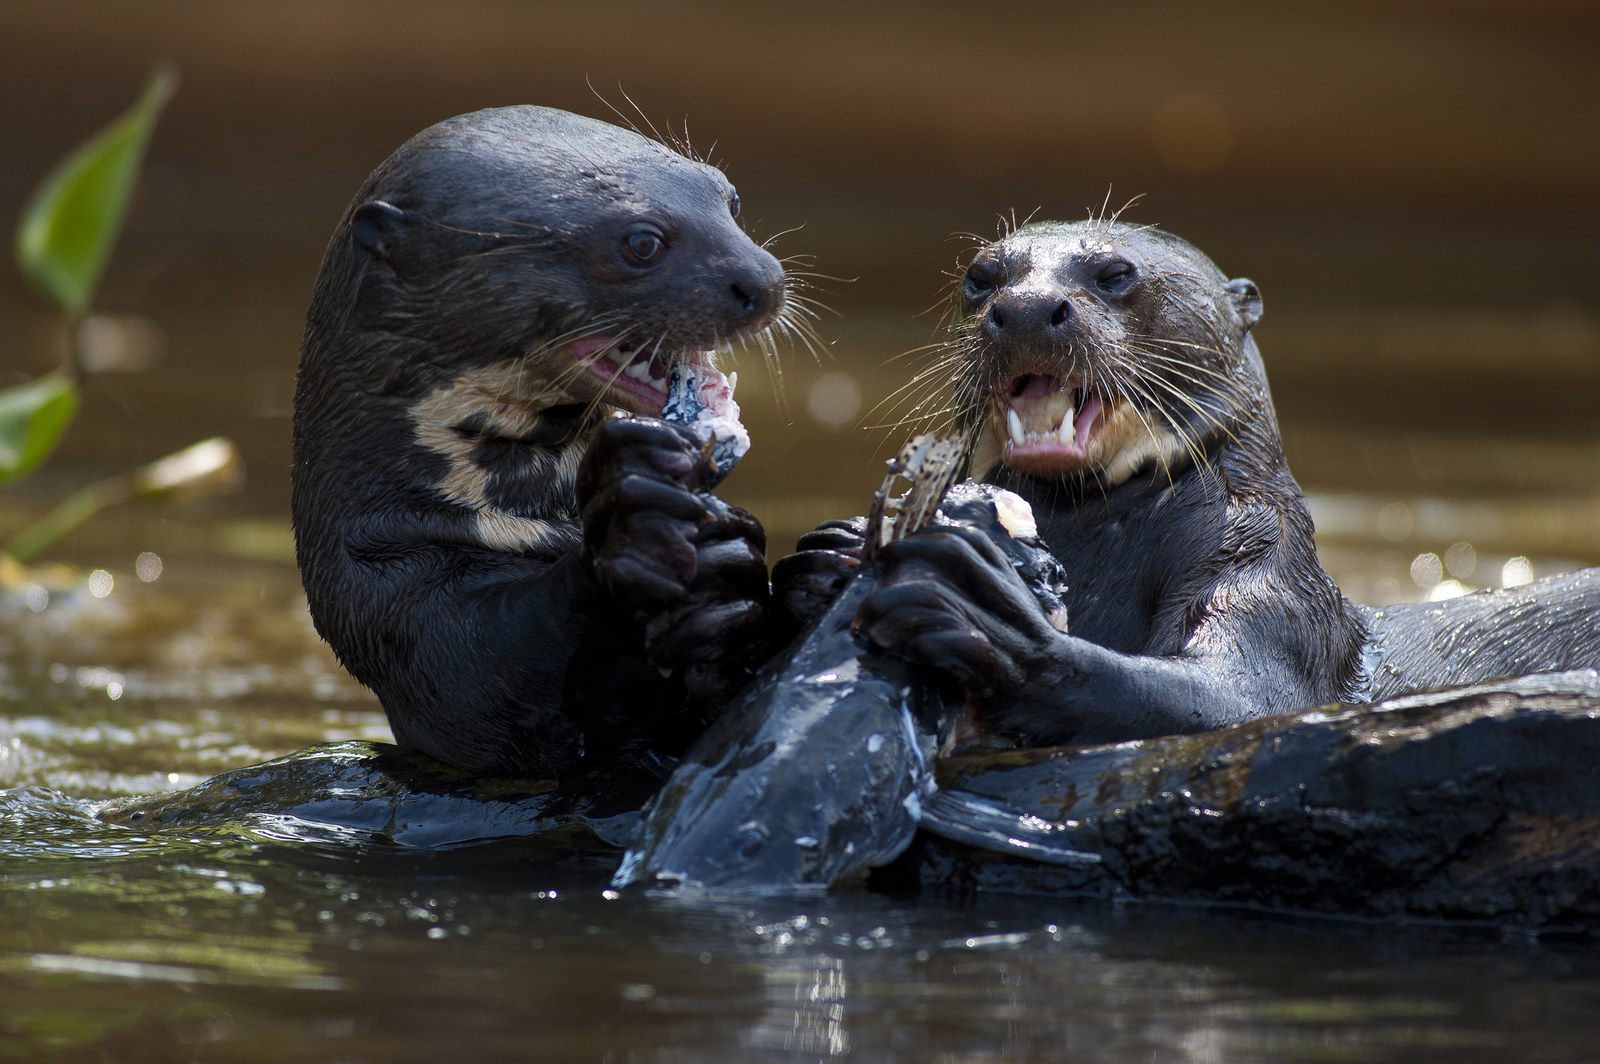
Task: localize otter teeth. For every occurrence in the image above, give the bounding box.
[622,356,669,392]
[1058,404,1076,444]
[1005,402,1079,447]
[1006,408,1025,446]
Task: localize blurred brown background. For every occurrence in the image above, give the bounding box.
[3,0,1597,601]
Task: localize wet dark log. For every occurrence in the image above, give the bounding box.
[97,741,651,853]
[891,671,1600,930]
[97,673,1600,930]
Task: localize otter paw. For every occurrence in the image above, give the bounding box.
[856,525,1062,701]
[579,416,711,606]
[642,517,773,696]
[772,517,868,635]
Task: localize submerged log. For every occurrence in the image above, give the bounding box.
[97,672,1600,929]
[890,670,1600,930]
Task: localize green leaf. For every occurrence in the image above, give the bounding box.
[0,372,81,484]
[14,67,176,318]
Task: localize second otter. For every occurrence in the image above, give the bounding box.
[785,220,1600,746]
[294,106,787,777]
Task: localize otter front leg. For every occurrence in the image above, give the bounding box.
[578,416,773,703]
[855,524,1263,744]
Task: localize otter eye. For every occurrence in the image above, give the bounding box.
[622,228,666,266]
[728,191,742,219]
[1096,262,1135,292]
[963,257,1003,306]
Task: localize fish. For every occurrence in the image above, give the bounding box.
[661,362,749,488]
[612,435,1091,893]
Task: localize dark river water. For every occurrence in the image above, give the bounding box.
[4,2,1600,1060]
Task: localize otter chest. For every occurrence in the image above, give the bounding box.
[1021,478,1225,656]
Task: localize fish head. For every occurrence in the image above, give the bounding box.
[613,679,933,894]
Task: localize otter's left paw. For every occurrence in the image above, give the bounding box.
[855,524,1062,701]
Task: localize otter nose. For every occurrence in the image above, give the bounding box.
[724,247,786,327]
[982,288,1072,342]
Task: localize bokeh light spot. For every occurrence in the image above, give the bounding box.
[1410,553,1442,589]
[1502,556,1534,588]
[808,372,862,430]
[1376,503,1413,543]
[136,551,164,582]
[1443,541,1476,580]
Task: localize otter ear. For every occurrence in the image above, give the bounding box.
[350,200,409,268]
[1224,277,1262,331]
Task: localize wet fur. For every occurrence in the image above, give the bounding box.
[293,106,787,776]
[830,219,1600,745]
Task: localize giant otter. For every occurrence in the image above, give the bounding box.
[293,106,789,777]
[779,219,1600,745]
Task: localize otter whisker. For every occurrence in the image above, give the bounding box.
[1117,345,1250,406]
[1108,360,1230,478]
[1104,345,1238,424]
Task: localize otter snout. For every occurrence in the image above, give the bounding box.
[722,246,786,333]
[981,286,1075,347]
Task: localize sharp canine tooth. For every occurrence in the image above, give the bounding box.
[1059,405,1076,444]
[1005,408,1025,445]
[727,371,738,397]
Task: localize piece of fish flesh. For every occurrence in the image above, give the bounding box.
[661,362,749,487]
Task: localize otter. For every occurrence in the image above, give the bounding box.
[778,219,1600,746]
[293,106,788,777]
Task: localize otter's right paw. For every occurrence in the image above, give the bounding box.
[578,416,709,607]
[642,496,774,701]
[771,516,869,636]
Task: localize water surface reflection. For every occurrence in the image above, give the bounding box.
[8,794,1600,1063]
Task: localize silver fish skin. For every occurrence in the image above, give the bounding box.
[660,363,748,488]
[612,481,1070,894]
[612,574,942,892]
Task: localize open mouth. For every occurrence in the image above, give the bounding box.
[993,373,1112,473]
[567,335,715,415]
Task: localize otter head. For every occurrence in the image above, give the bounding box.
[310,105,786,416]
[952,220,1262,486]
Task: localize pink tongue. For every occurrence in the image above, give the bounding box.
[1075,394,1104,448]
